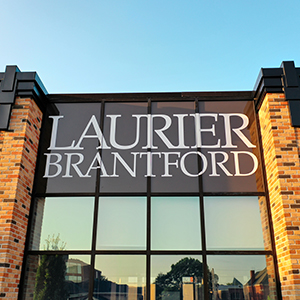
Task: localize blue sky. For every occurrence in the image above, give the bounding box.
[1,0,300,93]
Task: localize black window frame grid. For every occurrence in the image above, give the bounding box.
[19,95,282,300]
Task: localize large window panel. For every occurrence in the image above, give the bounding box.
[207,255,277,300]
[100,102,148,192]
[151,102,199,193]
[29,197,94,251]
[204,196,265,250]
[94,255,146,300]
[96,197,147,250]
[151,197,201,250]
[151,255,204,300]
[35,103,102,193]
[23,255,91,300]
[198,101,263,193]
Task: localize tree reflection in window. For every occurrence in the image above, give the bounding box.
[34,235,68,300]
[154,257,215,300]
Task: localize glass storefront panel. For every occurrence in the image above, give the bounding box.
[23,98,276,300]
[151,255,204,300]
[151,102,199,193]
[100,102,148,192]
[207,255,277,300]
[198,101,263,193]
[96,197,147,250]
[94,255,146,300]
[29,197,94,251]
[23,255,91,300]
[36,102,102,193]
[151,197,201,250]
[204,196,265,250]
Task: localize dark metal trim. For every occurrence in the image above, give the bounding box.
[0,66,20,105]
[195,99,209,300]
[27,250,274,256]
[26,250,92,255]
[46,92,254,103]
[0,66,48,132]
[0,66,48,107]
[281,61,300,127]
[205,250,273,255]
[146,98,152,300]
[253,60,300,129]
[26,249,273,256]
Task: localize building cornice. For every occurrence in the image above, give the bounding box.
[254,61,300,126]
[0,65,48,111]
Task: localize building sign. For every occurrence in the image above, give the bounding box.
[36,100,262,194]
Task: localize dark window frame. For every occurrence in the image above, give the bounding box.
[19,95,281,300]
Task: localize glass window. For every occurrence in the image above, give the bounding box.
[25,98,273,300]
[207,255,277,300]
[151,255,204,300]
[204,196,265,250]
[198,101,263,193]
[96,197,147,250]
[100,102,148,192]
[151,102,199,193]
[151,197,201,250]
[94,255,146,300]
[35,103,102,193]
[29,197,94,250]
[23,255,91,300]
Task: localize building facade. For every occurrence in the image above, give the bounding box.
[0,62,300,300]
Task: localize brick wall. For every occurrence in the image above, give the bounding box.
[0,97,42,299]
[258,93,300,300]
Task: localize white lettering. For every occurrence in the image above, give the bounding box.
[232,151,258,176]
[208,151,233,177]
[180,151,208,177]
[111,152,138,177]
[74,115,110,150]
[139,152,162,177]
[142,114,177,149]
[48,116,76,150]
[190,113,221,148]
[43,153,62,178]
[85,152,110,177]
[108,115,143,150]
[63,153,87,178]
[162,152,180,177]
[220,114,256,148]
[174,114,189,149]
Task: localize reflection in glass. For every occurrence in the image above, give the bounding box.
[151,256,204,300]
[94,255,146,300]
[30,197,94,250]
[151,197,201,250]
[204,197,265,250]
[207,255,277,300]
[96,197,147,250]
[23,255,91,300]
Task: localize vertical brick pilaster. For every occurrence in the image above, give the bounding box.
[259,93,300,300]
[0,97,42,299]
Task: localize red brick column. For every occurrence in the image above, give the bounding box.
[0,97,42,299]
[258,93,300,300]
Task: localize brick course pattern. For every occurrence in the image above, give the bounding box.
[259,93,300,300]
[0,97,42,299]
